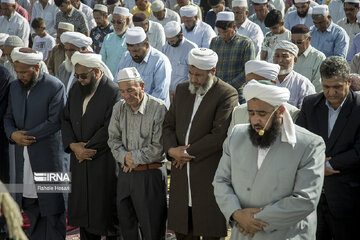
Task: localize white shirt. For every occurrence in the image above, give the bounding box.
[31,1,59,37]
[0,12,30,46]
[337,18,360,50]
[329,0,346,23]
[149,8,181,27]
[32,34,56,61]
[236,18,264,59]
[78,2,96,31]
[182,20,216,48]
[147,20,166,51]
[257,147,270,169]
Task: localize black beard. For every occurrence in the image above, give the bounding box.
[297,10,308,18]
[248,116,281,149]
[185,24,196,32]
[80,75,97,97]
[170,38,182,47]
[19,72,38,91]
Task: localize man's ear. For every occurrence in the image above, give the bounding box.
[278,105,286,117]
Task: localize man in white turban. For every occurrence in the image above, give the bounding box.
[4,47,67,239]
[56,31,93,95]
[213,79,325,240]
[61,50,121,239]
[163,48,238,239]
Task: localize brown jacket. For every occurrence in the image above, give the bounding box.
[163,77,238,237]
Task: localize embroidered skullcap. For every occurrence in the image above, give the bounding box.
[291,24,310,34]
[133,13,147,22]
[252,0,267,4]
[58,22,74,31]
[312,5,329,16]
[164,21,181,38]
[294,0,309,3]
[245,60,280,80]
[117,67,143,82]
[113,6,130,16]
[151,0,164,12]
[94,4,108,13]
[232,0,248,7]
[11,47,43,65]
[274,40,299,56]
[4,36,24,47]
[188,48,218,70]
[0,33,9,45]
[180,5,198,17]
[216,12,234,22]
[126,27,147,44]
[60,32,92,48]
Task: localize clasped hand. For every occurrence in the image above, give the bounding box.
[70,142,97,163]
[168,145,195,169]
[232,208,268,238]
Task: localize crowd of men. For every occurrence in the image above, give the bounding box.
[0,0,360,239]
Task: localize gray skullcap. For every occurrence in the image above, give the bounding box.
[274,40,299,56]
[58,22,74,31]
[4,35,24,47]
[151,0,164,12]
[117,67,143,82]
[94,4,108,12]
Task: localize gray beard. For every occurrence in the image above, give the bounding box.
[188,75,214,95]
[279,59,294,75]
[64,56,73,73]
[114,25,127,36]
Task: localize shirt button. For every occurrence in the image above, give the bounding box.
[247,187,251,191]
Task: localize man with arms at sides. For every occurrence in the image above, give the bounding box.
[108,67,167,240]
[213,80,325,240]
[296,56,360,240]
[61,51,120,240]
[163,48,238,239]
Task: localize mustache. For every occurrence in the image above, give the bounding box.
[254,124,263,128]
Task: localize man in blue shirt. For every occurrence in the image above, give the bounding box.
[90,4,113,53]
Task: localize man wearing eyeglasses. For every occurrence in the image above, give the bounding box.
[284,0,314,30]
[100,6,130,76]
[62,51,121,240]
[292,24,326,93]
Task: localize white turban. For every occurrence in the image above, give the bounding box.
[188,48,218,70]
[244,80,296,146]
[11,47,43,65]
[180,5,198,17]
[274,40,299,56]
[71,51,114,80]
[60,32,93,49]
[245,60,280,80]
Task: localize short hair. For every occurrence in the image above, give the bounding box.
[54,0,68,7]
[215,20,234,30]
[320,56,350,82]
[31,18,45,29]
[264,9,282,28]
[208,0,223,7]
[350,73,360,91]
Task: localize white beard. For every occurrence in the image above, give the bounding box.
[64,55,73,73]
[188,74,214,95]
[279,58,294,75]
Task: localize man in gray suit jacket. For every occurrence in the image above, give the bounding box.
[213,80,325,240]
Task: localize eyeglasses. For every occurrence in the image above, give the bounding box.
[291,36,309,45]
[74,69,94,79]
[344,7,357,12]
[111,20,125,25]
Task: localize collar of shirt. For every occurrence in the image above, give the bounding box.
[148,20,153,34]
[276,70,295,85]
[324,21,334,33]
[78,3,84,11]
[128,92,149,114]
[140,47,152,64]
[239,18,250,30]
[301,45,313,57]
[325,93,348,112]
[67,6,75,18]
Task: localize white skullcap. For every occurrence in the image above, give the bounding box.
[126,27,146,44]
[94,4,108,13]
[4,35,23,47]
[357,11,360,22]
[312,5,329,16]
[180,5,198,17]
[58,22,74,31]
[245,60,280,80]
[188,48,218,70]
[71,51,114,80]
[294,0,309,3]
[113,6,130,16]
[252,0,267,4]
[216,12,234,22]
[151,0,164,12]
[0,49,2,57]
[232,0,248,8]
[0,33,9,45]
[117,67,143,82]
[1,0,15,4]
[345,0,360,3]
[60,32,92,48]
[164,21,181,38]
[11,47,43,65]
[274,40,299,56]
[244,80,296,146]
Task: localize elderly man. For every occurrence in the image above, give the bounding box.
[214,80,325,240]
[310,5,349,58]
[210,12,255,101]
[4,47,67,239]
[228,60,300,133]
[90,4,113,54]
[100,6,130,76]
[163,48,238,239]
[248,0,270,35]
[205,0,231,29]
[291,24,326,93]
[337,0,360,49]
[0,0,30,46]
[116,27,171,106]
[108,67,167,240]
[57,31,92,94]
[149,0,180,27]
[180,5,216,48]
[54,0,89,36]
[296,56,360,240]
[162,21,197,101]
[232,0,264,59]
[273,40,315,108]
[30,0,60,38]
[71,0,96,31]
[173,0,202,20]
[62,51,120,240]
[133,13,166,51]
[284,0,314,30]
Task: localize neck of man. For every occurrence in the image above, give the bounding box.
[130,94,144,112]
[100,20,109,29]
[40,0,47,8]
[278,72,289,83]
[66,5,72,16]
[236,19,245,28]
[347,17,357,24]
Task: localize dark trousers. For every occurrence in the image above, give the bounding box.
[117,168,167,240]
[80,227,118,240]
[316,194,357,240]
[22,197,66,240]
[175,208,220,240]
